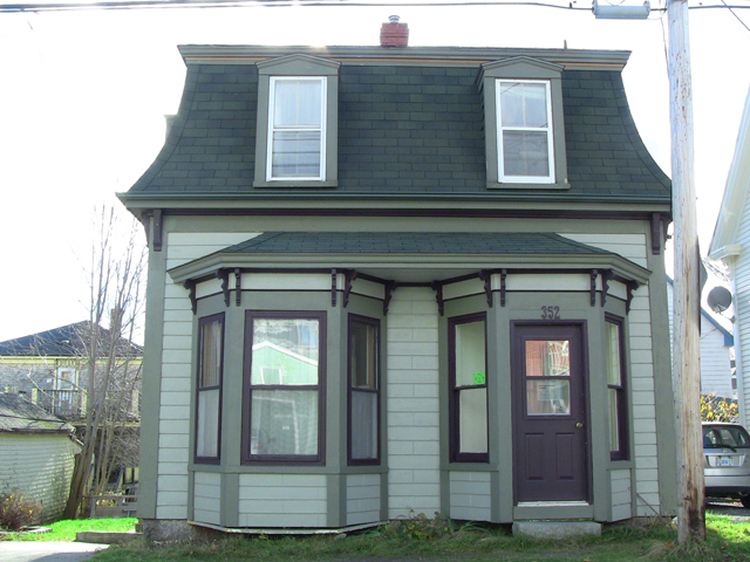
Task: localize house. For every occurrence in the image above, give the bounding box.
[666,277,735,399]
[119,21,676,540]
[709,87,750,424]
[0,393,82,523]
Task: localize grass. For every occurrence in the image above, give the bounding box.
[85,513,750,562]
[0,517,137,542]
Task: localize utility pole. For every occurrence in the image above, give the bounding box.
[668,0,705,543]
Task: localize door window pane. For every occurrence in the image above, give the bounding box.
[525,340,571,416]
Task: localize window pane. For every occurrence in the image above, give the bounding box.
[350,320,377,389]
[606,322,622,386]
[196,388,220,458]
[251,318,319,385]
[274,79,322,127]
[526,379,570,415]
[500,81,548,128]
[525,340,570,377]
[459,388,488,453]
[200,319,222,387]
[608,388,620,452]
[351,390,377,459]
[250,389,318,456]
[502,131,550,177]
[271,131,322,178]
[455,320,486,387]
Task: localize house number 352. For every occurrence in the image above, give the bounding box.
[541,306,560,320]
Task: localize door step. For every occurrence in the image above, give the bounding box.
[512,521,601,539]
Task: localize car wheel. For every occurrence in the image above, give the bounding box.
[741,496,750,509]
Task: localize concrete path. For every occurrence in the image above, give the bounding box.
[0,541,108,562]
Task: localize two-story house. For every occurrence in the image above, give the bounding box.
[119,24,676,540]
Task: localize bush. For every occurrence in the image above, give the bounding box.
[701,393,739,423]
[380,511,453,539]
[0,491,41,531]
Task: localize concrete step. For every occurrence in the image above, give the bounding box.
[512,521,602,539]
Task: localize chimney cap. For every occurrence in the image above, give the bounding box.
[388,15,400,23]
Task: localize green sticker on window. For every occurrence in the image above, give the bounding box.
[473,372,486,385]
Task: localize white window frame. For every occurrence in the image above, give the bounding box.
[496,79,555,184]
[266,76,328,182]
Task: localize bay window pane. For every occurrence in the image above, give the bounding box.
[196,388,220,458]
[606,322,622,385]
[200,319,222,387]
[609,388,620,451]
[455,320,486,387]
[459,388,488,453]
[251,318,319,385]
[351,390,377,459]
[350,320,377,389]
[250,389,318,456]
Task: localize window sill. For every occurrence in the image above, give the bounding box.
[254,180,339,189]
[486,181,571,190]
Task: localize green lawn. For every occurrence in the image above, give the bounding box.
[0,518,137,542]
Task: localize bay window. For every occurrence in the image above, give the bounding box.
[195,313,224,463]
[606,315,629,461]
[348,315,380,464]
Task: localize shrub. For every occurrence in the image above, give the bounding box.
[701,393,739,423]
[0,491,41,531]
[381,511,452,539]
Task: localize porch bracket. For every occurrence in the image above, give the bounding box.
[152,209,163,252]
[343,270,358,308]
[601,270,614,307]
[651,213,662,255]
[184,280,197,315]
[590,270,598,307]
[218,269,230,307]
[235,269,242,306]
[331,269,337,307]
[383,281,398,316]
[432,281,445,317]
[501,269,507,307]
[626,280,640,314]
[479,270,493,308]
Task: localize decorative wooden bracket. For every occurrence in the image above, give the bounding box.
[344,270,358,308]
[383,281,397,316]
[331,269,338,307]
[479,270,493,308]
[218,269,230,307]
[235,269,242,306]
[432,281,445,317]
[501,269,507,307]
[601,270,614,307]
[590,270,598,307]
[152,209,163,252]
[626,280,639,314]
[651,213,663,255]
[184,280,197,315]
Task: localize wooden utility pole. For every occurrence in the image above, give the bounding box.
[668,0,705,543]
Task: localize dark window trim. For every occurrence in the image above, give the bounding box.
[448,312,490,463]
[606,313,629,461]
[194,312,225,465]
[241,310,327,466]
[347,313,381,466]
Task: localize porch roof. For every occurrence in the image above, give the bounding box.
[0,393,76,435]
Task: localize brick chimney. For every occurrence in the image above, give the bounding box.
[380,15,409,48]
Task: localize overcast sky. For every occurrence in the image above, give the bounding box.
[0,1,748,342]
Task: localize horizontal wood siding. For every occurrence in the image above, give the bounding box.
[387,287,441,519]
[238,474,327,527]
[449,472,491,521]
[346,474,381,526]
[193,472,222,526]
[610,469,632,521]
[0,433,80,523]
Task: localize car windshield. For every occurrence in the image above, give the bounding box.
[703,425,750,449]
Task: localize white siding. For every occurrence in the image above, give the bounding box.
[346,474,381,525]
[610,469,632,521]
[449,472,491,521]
[0,433,80,523]
[387,287,441,519]
[560,233,648,268]
[193,472,221,526]
[238,474,327,527]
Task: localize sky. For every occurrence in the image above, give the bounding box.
[0,0,749,342]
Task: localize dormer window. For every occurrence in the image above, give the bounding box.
[480,57,569,190]
[254,54,340,188]
[497,80,554,183]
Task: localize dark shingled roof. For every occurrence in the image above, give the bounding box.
[126,49,670,203]
[0,393,75,434]
[221,232,612,256]
[0,322,143,358]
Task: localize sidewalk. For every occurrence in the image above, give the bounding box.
[0,541,108,562]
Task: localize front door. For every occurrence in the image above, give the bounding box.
[511,323,589,503]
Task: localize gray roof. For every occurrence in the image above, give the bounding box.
[125,46,670,204]
[0,393,75,435]
[222,232,612,256]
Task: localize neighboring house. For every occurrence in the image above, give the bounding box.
[0,321,142,421]
[119,21,676,540]
[710,87,750,424]
[666,277,735,398]
[0,393,82,523]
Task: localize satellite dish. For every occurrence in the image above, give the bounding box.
[707,286,732,313]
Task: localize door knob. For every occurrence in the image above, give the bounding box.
[576,422,584,428]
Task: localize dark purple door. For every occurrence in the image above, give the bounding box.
[511,323,589,503]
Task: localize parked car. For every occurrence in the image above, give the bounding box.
[703,422,750,508]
